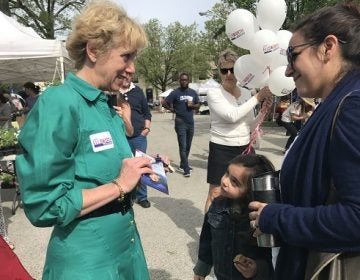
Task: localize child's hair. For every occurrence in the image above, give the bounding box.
[228,154,275,189]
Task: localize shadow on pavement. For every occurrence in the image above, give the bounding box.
[150,196,203,263]
[149,268,181,280]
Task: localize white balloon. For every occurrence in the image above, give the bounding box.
[250,29,279,64]
[268,66,295,96]
[226,9,259,50]
[234,54,270,89]
[256,0,287,31]
[270,30,293,68]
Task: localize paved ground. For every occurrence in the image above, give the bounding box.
[1,112,287,279]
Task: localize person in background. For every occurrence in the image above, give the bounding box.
[120,74,152,208]
[23,82,40,114]
[15,1,160,279]
[249,3,360,279]
[280,98,314,153]
[163,72,200,177]
[0,89,13,129]
[274,96,290,127]
[194,154,274,280]
[205,49,272,212]
[106,90,133,137]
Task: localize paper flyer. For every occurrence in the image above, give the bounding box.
[135,150,169,194]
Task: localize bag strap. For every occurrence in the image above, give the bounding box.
[330,91,353,140]
[326,92,353,205]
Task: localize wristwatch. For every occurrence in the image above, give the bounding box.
[144,127,150,132]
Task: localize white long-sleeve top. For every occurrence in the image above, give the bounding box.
[207,86,259,146]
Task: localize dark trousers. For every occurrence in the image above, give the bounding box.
[281,121,299,150]
[174,118,194,173]
[127,135,148,201]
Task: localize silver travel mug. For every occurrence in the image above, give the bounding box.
[251,170,281,247]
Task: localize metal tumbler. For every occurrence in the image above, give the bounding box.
[251,170,281,247]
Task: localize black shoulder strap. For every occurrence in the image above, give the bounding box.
[330,91,354,140]
[327,91,354,204]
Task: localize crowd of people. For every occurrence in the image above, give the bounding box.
[0,0,359,279]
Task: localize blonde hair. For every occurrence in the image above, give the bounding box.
[66,0,147,69]
[218,49,238,67]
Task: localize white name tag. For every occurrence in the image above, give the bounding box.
[89,131,114,152]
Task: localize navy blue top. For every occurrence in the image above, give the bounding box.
[165,87,199,125]
[126,85,152,138]
[259,71,360,280]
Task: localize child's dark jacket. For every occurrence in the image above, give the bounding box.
[194,198,273,280]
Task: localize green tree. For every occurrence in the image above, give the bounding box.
[136,19,212,92]
[6,0,85,39]
[198,1,250,82]
[201,0,351,80]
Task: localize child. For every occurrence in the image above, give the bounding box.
[193,154,274,280]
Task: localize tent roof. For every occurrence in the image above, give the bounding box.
[198,78,220,94]
[0,11,74,83]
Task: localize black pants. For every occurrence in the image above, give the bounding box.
[281,121,299,150]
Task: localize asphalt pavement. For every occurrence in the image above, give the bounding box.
[2,112,287,280]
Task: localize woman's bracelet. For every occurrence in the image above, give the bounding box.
[112,179,125,202]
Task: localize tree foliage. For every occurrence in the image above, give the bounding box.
[5,0,85,39]
[136,19,212,92]
[200,0,352,79]
[200,2,249,72]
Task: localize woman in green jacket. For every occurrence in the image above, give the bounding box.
[15,1,154,279]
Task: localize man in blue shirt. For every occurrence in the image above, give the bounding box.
[163,73,200,177]
[120,75,152,208]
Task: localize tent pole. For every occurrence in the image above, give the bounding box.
[60,56,65,83]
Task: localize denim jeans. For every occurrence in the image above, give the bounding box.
[174,118,194,173]
[127,135,148,201]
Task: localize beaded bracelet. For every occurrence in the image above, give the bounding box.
[112,179,125,202]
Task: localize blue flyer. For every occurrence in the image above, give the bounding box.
[135,150,169,195]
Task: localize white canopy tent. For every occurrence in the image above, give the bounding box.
[159,88,174,98]
[197,78,220,94]
[0,11,74,84]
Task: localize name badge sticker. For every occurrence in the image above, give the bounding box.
[89,131,114,152]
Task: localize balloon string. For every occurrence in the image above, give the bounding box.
[242,106,269,155]
[262,66,272,76]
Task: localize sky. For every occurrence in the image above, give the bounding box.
[114,0,220,31]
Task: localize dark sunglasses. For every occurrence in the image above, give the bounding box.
[287,38,346,68]
[286,42,316,68]
[220,68,234,75]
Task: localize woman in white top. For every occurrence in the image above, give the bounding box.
[280,98,314,152]
[205,49,272,212]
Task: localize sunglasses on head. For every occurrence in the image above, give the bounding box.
[220,68,234,75]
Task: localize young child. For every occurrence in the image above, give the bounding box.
[193,154,274,280]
